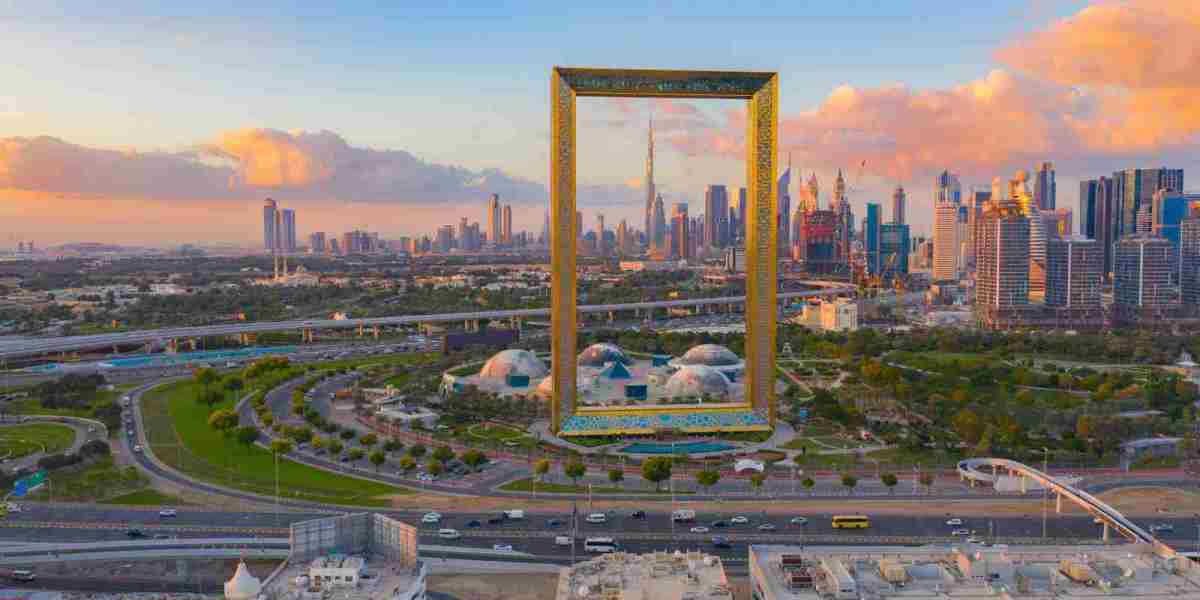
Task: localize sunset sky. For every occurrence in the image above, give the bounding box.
[3,0,1199,247]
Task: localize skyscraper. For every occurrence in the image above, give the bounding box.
[1114,235,1177,314]
[737,187,747,241]
[309,232,326,254]
[435,225,454,254]
[865,203,881,275]
[704,185,729,248]
[281,208,296,252]
[457,217,471,251]
[976,179,1031,311]
[652,194,666,254]
[502,205,513,245]
[933,200,959,281]
[262,198,278,251]
[616,219,629,256]
[935,170,962,205]
[1180,214,1200,307]
[644,118,656,248]
[1045,236,1101,308]
[1112,168,1184,239]
[777,158,791,252]
[1034,162,1056,211]
[595,214,606,256]
[487,193,501,246]
[803,173,819,212]
[672,202,690,261]
[880,223,910,278]
[891,184,906,225]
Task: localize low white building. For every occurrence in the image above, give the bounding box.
[309,555,366,588]
[556,550,731,600]
[819,298,858,332]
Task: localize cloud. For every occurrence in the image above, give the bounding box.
[0,129,548,205]
[676,0,1200,180]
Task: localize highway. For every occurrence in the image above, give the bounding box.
[0,288,852,359]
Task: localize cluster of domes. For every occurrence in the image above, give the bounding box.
[665,364,731,398]
[479,349,548,379]
[676,344,741,367]
[578,343,630,367]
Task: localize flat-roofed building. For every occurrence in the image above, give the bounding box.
[556,550,731,600]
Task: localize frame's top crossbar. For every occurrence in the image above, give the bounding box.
[555,66,775,99]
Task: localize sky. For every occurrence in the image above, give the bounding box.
[3,0,1200,246]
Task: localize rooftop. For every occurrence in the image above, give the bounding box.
[556,550,732,600]
[269,555,426,600]
[749,544,1200,600]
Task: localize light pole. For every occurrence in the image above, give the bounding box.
[1042,447,1049,540]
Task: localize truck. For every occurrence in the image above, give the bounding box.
[671,509,696,523]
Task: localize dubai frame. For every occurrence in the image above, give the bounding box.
[549,67,779,435]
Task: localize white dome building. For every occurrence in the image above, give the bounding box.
[664,365,731,399]
[224,561,262,600]
[670,344,744,375]
[578,343,630,367]
[479,349,548,379]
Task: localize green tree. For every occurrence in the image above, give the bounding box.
[408,443,427,458]
[642,457,673,491]
[534,459,550,482]
[328,440,344,455]
[564,461,586,485]
[269,438,293,457]
[310,435,325,452]
[399,455,416,472]
[223,376,244,402]
[432,446,455,463]
[383,439,403,453]
[880,472,898,495]
[841,473,858,495]
[749,473,766,494]
[193,367,220,399]
[801,477,815,495]
[359,433,378,447]
[608,468,624,487]
[339,429,356,441]
[952,408,983,444]
[207,409,238,436]
[696,469,721,494]
[235,426,259,448]
[462,449,487,469]
[348,448,365,462]
[426,459,444,477]
[369,450,386,472]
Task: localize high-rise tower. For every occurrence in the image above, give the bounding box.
[644,117,656,248]
[891,185,906,225]
[487,193,501,246]
[1034,162,1056,211]
[262,198,278,251]
[803,173,819,212]
[777,155,791,252]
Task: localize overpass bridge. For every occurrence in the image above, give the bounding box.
[958,458,1177,559]
[0,287,854,360]
[0,537,291,566]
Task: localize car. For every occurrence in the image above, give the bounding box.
[966,536,983,544]
[487,516,505,525]
[730,516,749,525]
[158,509,178,518]
[87,426,96,433]
[339,455,350,463]
[757,523,778,532]
[437,528,462,540]
[711,537,732,549]
[789,517,808,526]
[421,512,442,524]
[545,519,563,528]
[585,513,607,524]
[465,520,482,529]
[555,536,573,546]
[153,533,173,540]
[1151,523,1175,533]
[126,529,146,538]
[3,503,19,513]
[951,529,970,536]
[133,445,143,453]
[689,526,710,534]
[711,520,728,528]
[946,518,963,526]
[631,510,646,519]
[492,544,514,552]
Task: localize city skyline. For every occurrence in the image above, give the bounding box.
[4,1,1200,246]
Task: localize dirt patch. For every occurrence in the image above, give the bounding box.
[429,573,558,600]
[1094,486,1200,516]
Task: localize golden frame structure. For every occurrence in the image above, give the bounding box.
[549,67,779,434]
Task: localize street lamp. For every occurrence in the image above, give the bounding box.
[1042,447,1049,540]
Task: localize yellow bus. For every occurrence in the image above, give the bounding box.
[832,515,870,529]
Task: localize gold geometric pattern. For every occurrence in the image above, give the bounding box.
[550,66,778,434]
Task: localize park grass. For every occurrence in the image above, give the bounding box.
[0,423,77,458]
[101,488,191,506]
[8,384,133,420]
[25,456,148,502]
[142,380,407,506]
[498,477,688,495]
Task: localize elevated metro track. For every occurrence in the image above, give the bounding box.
[958,458,1174,558]
[0,287,853,360]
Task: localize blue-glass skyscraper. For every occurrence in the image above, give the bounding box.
[865,203,881,275]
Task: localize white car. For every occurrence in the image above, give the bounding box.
[951,529,970,536]
[5,503,20,513]
[585,513,607,524]
[421,512,442,524]
[133,445,143,453]
[758,523,778,532]
[789,516,808,526]
[966,536,983,544]
[689,526,710,534]
[437,528,461,540]
[492,543,514,552]
[730,516,749,525]
[158,509,178,518]
[946,518,963,526]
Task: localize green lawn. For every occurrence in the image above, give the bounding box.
[26,457,148,502]
[467,423,527,441]
[142,380,407,506]
[0,423,77,458]
[101,488,191,506]
[499,477,687,495]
